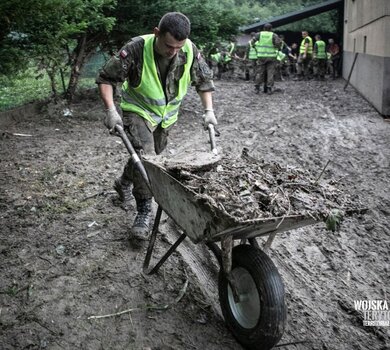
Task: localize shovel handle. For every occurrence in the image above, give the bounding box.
[208,124,218,155]
[115,124,151,190]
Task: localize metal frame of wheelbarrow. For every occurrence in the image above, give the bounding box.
[114,124,367,349]
[114,124,225,276]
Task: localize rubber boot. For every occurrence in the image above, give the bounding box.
[113,177,133,210]
[131,198,152,239]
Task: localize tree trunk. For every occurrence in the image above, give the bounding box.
[46,65,58,101]
[66,34,87,101]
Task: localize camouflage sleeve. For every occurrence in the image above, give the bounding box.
[190,43,215,92]
[95,38,143,86]
[273,33,282,49]
[314,42,318,54]
[251,33,260,46]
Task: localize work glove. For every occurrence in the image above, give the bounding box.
[104,106,123,133]
[202,109,217,130]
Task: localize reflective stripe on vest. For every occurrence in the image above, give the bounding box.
[248,41,257,60]
[277,50,286,62]
[300,36,313,54]
[120,34,193,128]
[228,42,235,55]
[211,52,221,63]
[255,31,276,58]
[315,40,326,59]
[223,53,231,63]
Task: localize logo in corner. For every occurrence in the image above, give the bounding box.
[354,300,390,327]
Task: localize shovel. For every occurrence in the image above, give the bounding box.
[208,124,219,155]
[114,124,151,190]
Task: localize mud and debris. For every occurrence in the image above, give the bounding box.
[169,150,364,225]
[0,78,389,350]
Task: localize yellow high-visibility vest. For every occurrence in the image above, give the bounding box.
[300,36,313,55]
[255,31,277,58]
[120,34,193,128]
[315,40,326,59]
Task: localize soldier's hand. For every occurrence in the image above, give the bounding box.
[202,109,217,130]
[104,106,123,133]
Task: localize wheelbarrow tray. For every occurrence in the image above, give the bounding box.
[143,159,320,244]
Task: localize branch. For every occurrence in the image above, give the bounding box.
[88,278,189,320]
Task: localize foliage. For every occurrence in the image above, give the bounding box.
[0,0,339,108]
[0,66,96,110]
[0,0,116,99]
[109,0,245,51]
[0,67,51,110]
[238,0,338,33]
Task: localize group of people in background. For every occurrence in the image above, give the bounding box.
[207,23,342,94]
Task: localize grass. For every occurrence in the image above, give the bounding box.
[0,66,97,111]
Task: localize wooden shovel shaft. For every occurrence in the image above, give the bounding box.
[115,124,151,190]
[208,124,218,155]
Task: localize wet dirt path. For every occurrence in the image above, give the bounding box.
[1,78,389,349]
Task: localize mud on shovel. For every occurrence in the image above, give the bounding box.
[114,124,151,190]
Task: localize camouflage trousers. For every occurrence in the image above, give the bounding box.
[120,111,170,200]
[255,58,277,88]
[313,58,327,78]
[297,54,312,76]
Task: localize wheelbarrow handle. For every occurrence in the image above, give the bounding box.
[208,124,218,155]
[114,124,151,190]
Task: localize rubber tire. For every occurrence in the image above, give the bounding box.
[218,244,286,350]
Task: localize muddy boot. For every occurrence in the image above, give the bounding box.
[267,86,273,95]
[131,198,152,239]
[113,178,133,210]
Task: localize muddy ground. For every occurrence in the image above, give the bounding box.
[0,77,389,350]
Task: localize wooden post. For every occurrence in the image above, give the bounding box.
[344,52,359,91]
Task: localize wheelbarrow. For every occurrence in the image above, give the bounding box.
[113,124,348,350]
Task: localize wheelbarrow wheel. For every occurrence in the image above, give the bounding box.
[218,244,286,350]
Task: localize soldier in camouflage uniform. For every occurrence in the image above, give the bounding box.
[96,12,217,239]
[313,34,327,80]
[251,23,281,94]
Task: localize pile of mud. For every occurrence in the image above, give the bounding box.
[169,149,365,228]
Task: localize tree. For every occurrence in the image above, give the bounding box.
[109,0,245,56]
[0,0,116,100]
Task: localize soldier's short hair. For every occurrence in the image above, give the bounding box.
[158,12,191,41]
[264,23,272,31]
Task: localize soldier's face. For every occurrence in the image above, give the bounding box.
[154,28,186,59]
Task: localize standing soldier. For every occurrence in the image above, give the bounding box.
[288,42,299,75]
[245,32,258,81]
[252,23,281,94]
[296,30,313,80]
[210,49,223,79]
[313,34,327,80]
[327,38,341,79]
[96,12,217,239]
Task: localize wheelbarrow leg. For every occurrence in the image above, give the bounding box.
[143,205,163,274]
[143,205,187,275]
[206,242,222,266]
[221,235,240,303]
